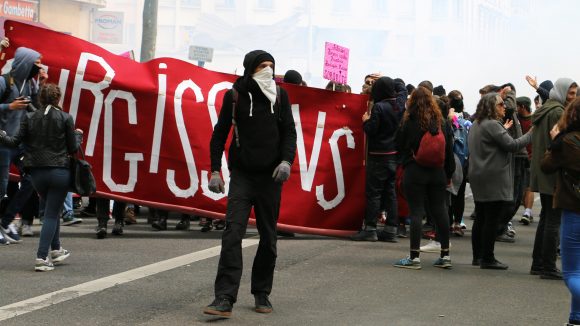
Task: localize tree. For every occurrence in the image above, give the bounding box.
[140,0,158,62]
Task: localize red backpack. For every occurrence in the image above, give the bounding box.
[413,128,445,168]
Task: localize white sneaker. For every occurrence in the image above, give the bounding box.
[420,240,452,253]
[35,258,54,272]
[50,248,71,264]
[0,223,21,243]
[21,224,34,237]
[420,240,441,253]
[507,222,516,237]
[0,232,9,246]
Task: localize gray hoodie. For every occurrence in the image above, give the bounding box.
[0,47,41,138]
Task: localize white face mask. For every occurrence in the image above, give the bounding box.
[253,66,274,81]
[252,66,277,105]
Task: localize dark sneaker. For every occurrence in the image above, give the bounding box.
[480,259,508,270]
[213,219,226,230]
[472,258,481,266]
[276,230,295,237]
[397,224,408,238]
[175,219,190,230]
[203,296,233,318]
[433,256,452,269]
[1,223,21,243]
[112,221,124,236]
[62,211,82,226]
[35,258,54,272]
[519,212,531,225]
[152,218,167,231]
[377,230,398,243]
[495,233,515,243]
[50,248,70,264]
[540,269,563,280]
[254,293,273,313]
[96,224,107,239]
[530,267,543,275]
[350,229,378,242]
[200,219,213,232]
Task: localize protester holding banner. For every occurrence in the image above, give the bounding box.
[351,76,406,243]
[0,83,82,271]
[204,50,296,318]
[393,86,455,270]
[0,46,43,244]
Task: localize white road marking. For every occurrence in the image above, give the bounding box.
[0,238,259,322]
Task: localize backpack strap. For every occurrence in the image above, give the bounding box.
[231,88,240,148]
[0,74,12,104]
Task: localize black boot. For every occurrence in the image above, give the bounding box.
[112,219,124,236]
[175,214,191,230]
[96,219,107,239]
[152,210,168,231]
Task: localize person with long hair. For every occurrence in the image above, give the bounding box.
[540,98,580,326]
[0,83,82,271]
[468,93,532,270]
[393,86,455,270]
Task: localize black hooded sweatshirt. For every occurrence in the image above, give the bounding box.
[210,50,297,173]
[364,77,405,154]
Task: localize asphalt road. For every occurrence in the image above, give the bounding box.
[0,193,570,325]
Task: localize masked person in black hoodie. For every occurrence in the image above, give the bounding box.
[204,50,296,318]
[351,77,406,242]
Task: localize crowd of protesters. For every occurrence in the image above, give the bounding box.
[1,38,579,324]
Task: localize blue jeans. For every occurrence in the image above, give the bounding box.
[363,154,398,229]
[0,147,22,198]
[30,168,70,259]
[63,192,73,214]
[561,209,580,322]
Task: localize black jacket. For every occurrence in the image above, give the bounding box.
[0,105,82,168]
[364,77,406,154]
[394,115,455,179]
[210,77,297,173]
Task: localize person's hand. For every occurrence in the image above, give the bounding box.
[209,172,225,193]
[8,98,29,111]
[362,112,370,122]
[0,37,9,49]
[448,108,455,119]
[272,161,291,182]
[503,119,513,130]
[499,86,511,99]
[38,68,48,85]
[550,124,560,140]
[525,75,538,89]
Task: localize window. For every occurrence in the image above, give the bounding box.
[374,0,388,15]
[430,36,445,57]
[396,0,415,19]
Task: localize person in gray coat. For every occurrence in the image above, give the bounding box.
[468,93,532,270]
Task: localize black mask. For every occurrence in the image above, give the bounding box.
[450,98,464,112]
[28,64,41,80]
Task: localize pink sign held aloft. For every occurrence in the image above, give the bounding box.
[323,42,349,85]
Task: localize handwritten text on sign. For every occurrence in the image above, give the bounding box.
[323,42,349,84]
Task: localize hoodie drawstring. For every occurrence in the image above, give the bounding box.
[248,92,253,117]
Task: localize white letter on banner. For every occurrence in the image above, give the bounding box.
[149,63,167,173]
[316,128,355,210]
[292,104,326,191]
[69,52,115,156]
[167,80,204,198]
[103,90,143,192]
[201,81,232,200]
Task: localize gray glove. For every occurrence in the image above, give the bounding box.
[272,161,291,183]
[209,172,225,193]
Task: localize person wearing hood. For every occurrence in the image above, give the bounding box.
[204,50,296,318]
[350,77,407,243]
[530,77,577,280]
[0,47,42,244]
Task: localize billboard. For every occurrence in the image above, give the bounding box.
[91,10,123,44]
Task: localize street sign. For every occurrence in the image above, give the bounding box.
[188,45,213,63]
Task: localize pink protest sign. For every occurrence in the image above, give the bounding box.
[323,42,349,84]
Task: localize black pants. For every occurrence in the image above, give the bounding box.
[472,201,511,263]
[364,154,398,229]
[96,199,126,224]
[214,170,282,302]
[531,194,561,272]
[403,163,449,253]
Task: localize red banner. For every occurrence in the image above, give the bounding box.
[2,20,368,237]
